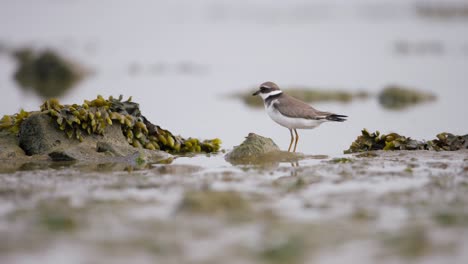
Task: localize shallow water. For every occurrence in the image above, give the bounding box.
[1,150,468,264]
[1,1,468,264]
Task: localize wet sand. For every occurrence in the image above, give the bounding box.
[1,150,467,264]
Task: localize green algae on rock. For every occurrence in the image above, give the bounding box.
[12,48,88,98]
[227,133,279,159]
[378,85,436,109]
[429,132,468,151]
[0,109,30,136]
[45,95,222,154]
[225,133,302,165]
[236,87,369,108]
[0,95,221,156]
[345,129,468,154]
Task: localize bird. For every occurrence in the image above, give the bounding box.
[252,81,347,152]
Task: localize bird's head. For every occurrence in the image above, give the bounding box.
[252,81,282,100]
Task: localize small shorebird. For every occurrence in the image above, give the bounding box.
[253,81,347,152]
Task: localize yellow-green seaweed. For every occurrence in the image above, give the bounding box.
[345,129,468,154]
[1,95,221,154]
[0,109,30,135]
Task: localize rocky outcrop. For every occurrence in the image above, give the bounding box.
[11,112,171,163]
[1,95,221,166]
[345,129,468,154]
[225,133,302,165]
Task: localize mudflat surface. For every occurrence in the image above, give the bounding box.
[1,150,467,264]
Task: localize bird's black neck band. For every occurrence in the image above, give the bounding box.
[265,92,282,106]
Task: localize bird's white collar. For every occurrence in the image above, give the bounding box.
[260,90,282,100]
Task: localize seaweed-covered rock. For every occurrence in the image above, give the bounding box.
[0,95,221,162]
[0,130,26,159]
[236,87,369,108]
[345,129,468,154]
[12,48,88,98]
[13,112,170,163]
[225,133,279,162]
[18,113,70,155]
[225,133,301,165]
[429,133,468,151]
[0,109,30,136]
[378,85,436,109]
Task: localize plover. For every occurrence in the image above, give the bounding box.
[253,81,347,152]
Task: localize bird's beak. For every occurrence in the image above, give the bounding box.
[252,90,260,96]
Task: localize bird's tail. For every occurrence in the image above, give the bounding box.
[326,114,347,122]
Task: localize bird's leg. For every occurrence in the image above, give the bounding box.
[287,129,294,152]
[293,129,299,152]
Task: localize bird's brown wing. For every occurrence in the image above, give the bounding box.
[274,94,330,120]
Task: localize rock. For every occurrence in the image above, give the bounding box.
[0,130,26,159]
[2,96,221,155]
[2,95,220,167]
[19,113,68,155]
[225,133,279,162]
[16,112,170,163]
[378,85,436,109]
[430,133,468,151]
[225,133,301,165]
[345,129,468,154]
[48,149,78,161]
[19,112,128,155]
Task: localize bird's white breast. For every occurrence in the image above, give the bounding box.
[265,100,325,129]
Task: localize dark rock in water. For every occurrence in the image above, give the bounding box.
[1,95,220,166]
[345,129,468,154]
[225,133,279,162]
[19,112,127,156]
[225,133,301,165]
[0,130,26,159]
[19,113,68,155]
[429,133,468,151]
[12,48,88,98]
[15,112,170,163]
[378,85,436,110]
[48,150,77,161]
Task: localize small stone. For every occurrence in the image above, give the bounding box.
[225,133,305,165]
[225,133,279,164]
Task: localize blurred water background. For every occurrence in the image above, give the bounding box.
[2,2,468,264]
[1,0,467,155]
